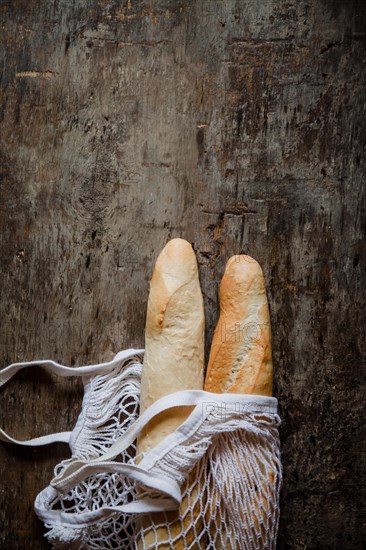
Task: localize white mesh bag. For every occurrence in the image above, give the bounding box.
[0,348,282,549]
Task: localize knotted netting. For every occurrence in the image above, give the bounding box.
[0,349,282,550]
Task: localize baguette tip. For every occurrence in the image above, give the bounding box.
[153,239,197,279]
[225,255,263,281]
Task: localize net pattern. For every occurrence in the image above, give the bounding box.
[36,353,282,550]
[44,355,142,549]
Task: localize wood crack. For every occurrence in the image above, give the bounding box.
[202,203,258,217]
[320,39,342,55]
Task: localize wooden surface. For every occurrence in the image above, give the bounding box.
[0,1,365,548]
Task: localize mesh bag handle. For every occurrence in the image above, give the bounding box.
[0,349,143,446]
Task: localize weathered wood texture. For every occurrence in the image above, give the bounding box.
[0,1,365,548]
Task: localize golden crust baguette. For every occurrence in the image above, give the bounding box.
[204,255,274,549]
[205,255,273,396]
[137,238,205,548]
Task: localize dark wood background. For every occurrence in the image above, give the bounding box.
[1,1,365,548]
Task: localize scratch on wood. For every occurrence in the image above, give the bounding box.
[83,36,172,47]
[228,37,295,46]
[16,70,59,78]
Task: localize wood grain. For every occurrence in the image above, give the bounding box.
[0,1,365,548]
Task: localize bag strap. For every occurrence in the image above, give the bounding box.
[35,485,181,529]
[0,349,144,446]
[0,429,72,446]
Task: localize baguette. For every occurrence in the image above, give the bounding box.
[205,255,272,396]
[137,238,205,548]
[204,255,274,548]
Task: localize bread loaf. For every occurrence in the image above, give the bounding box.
[204,255,274,548]
[205,255,273,396]
[137,238,205,548]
